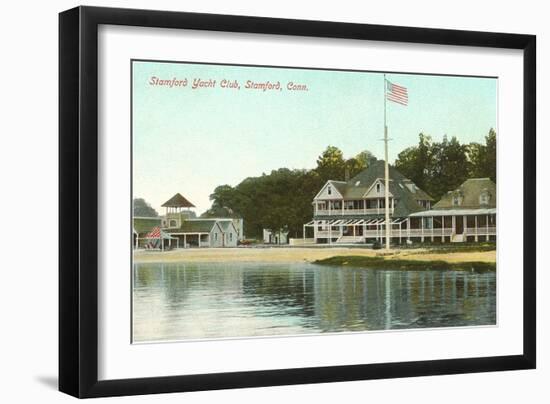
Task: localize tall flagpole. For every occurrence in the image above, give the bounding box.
[383,74,391,250]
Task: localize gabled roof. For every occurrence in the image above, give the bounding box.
[217,220,237,233]
[161,193,195,208]
[313,180,346,200]
[433,178,496,210]
[133,217,161,234]
[314,161,433,217]
[330,181,348,196]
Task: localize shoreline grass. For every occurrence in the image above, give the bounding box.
[314,255,496,271]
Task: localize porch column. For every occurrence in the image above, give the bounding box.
[486,214,489,241]
[442,216,445,242]
[452,215,456,237]
[198,234,201,248]
[431,216,434,242]
[303,224,306,242]
[329,223,332,245]
[464,215,467,241]
[407,218,410,241]
[363,199,366,214]
[421,217,424,242]
[399,221,402,244]
[184,234,187,248]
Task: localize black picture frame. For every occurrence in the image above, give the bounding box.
[59,6,536,398]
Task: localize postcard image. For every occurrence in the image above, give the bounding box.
[131,60,497,343]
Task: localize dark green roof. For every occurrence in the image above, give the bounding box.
[166,219,218,234]
[133,217,161,234]
[434,178,496,210]
[317,161,433,217]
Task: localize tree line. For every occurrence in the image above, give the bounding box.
[394,128,496,200]
[203,129,496,239]
[136,129,496,239]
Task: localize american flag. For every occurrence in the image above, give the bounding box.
[146,226,161,239]
[386,80,408,106]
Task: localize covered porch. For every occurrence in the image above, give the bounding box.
[168,232,211,248]
[304,217,410,244]
[408,208,497,243]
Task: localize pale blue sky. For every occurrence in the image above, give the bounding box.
[132,61,497,215]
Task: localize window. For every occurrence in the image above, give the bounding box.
[229,233,233,241]
[169,219,177,227]
[479,190,491,205]
[452,196,460,206]
[214,233,217,241]
[376,182,381,193]
[327,185,332,195]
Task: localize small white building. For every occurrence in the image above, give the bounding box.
[263,229,289,245]
[165,219,239,248]
[156,193,242,247]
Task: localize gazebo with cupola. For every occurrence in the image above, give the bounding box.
[161,193,196,229]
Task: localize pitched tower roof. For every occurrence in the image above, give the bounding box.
[161,193,196,208]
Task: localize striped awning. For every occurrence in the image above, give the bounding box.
[144,227,177,239]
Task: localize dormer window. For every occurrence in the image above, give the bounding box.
[327,185,332,195]
[404,181,416,193]
[452,196,461,206]
[376,183,381,193]
[479,190,491,205]
[169,219,177,227]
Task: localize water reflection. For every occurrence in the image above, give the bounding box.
[133,262,496,342]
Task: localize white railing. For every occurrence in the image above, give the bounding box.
[315,230,343,238]
[314,208,394,216]
[314,227,496,239]
[407,228,453,237]
[464,226,496,235]
[336,235,366,243]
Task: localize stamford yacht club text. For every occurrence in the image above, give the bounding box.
[148,76,309,92]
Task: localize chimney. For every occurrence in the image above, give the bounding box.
[344,168,350,182]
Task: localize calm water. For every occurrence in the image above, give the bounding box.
[133,262,496,342]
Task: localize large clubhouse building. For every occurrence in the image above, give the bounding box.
[303,161,496,244]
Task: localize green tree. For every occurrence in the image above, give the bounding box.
[315,145,346,181]
[468,128,496,182]
[394,133,432,191]
[355,150,378,168]
[429,135,470,199]
[133,198,158,217]
[395,133,471,201]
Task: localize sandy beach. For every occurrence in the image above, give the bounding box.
[133,246,496,264]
